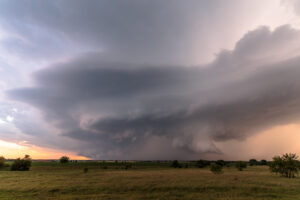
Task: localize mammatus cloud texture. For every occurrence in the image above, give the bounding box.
[8,24,300,159]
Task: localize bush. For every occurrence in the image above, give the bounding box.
[269,153,300,178]
[11,155,32,171]
[235,161,247,171]
[59,156,70,164]
[196,160,210,168]
[0,156,5,168]
[249,159,258,166]
[210,163,223,174]
[171,160,182,168]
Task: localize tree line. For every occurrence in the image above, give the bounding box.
[0,153,299,178]
[171,153,300,178]
[0,155,70,171]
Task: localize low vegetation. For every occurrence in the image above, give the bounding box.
[0,162,300,199]
[0,153,299,199]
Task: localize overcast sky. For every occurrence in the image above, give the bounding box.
[1,0,300,160]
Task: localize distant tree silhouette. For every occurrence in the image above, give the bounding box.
[260,159,268,166]
[0,156,5,167]
[59,156,70,164]
[196,160,210,168]
[171,160,182,168]
[235,161,247,171]
[216,160,225,167]
[210,163,223,174]
[249,159,258,166]
[11,155,32,171]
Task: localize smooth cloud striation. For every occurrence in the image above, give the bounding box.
[8,25,300,159]
[0,0,287,65]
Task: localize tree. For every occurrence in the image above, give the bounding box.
[0,156,5,168]
[235,161,247,171]
[59,156,70,164]
[11,155,32,171]
[171,160,182,168]
[269,153,300,178]
[210,163,223,174]
[196,160,210,168]
[260,159,268,166]
[269,156,285,175]
[249,159,258,166]
[216,160,225,167]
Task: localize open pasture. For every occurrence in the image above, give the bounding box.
[0,162,299,200]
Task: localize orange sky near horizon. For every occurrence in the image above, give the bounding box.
[0,140,89,160]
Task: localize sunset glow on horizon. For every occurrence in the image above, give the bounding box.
[0,139,88,160]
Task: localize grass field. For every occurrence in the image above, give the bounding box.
[0,162,300,200]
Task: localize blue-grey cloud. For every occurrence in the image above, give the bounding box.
[0,0,274,65]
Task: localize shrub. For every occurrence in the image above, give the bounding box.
[196,160,210,168]
[249,159,258,166]
[235,161,247,171]
[171,160,182,168]
[210,163,223,174]
[0,156,5,168]
[11,155,32,171]
[59,156,70,164]
[269,153,300,178]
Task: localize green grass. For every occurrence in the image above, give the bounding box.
[0,163,300,200]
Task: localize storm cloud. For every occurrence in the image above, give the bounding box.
[7,23,300,159]
[2,0,300,159]
[0,0,287,65]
